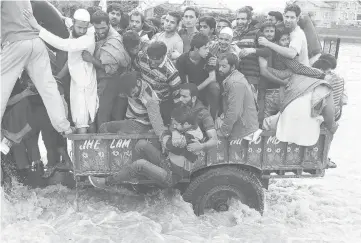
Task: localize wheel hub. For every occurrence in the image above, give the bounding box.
[216,202,229,212]
[203,186,244,212]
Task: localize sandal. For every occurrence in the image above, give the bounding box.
[42,164,58,178]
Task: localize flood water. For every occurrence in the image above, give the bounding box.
[1,43,361,243]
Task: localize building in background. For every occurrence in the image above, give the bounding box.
[141,0,231,18]
[294,0,361,27]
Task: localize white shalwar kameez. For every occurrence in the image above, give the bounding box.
[38,27,98,128]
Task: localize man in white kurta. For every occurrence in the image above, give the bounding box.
[24,9,98,133]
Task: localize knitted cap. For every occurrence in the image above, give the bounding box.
[220,27,233,38]
[73,9,90,22]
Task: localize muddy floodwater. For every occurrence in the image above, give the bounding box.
[1,43,361,243]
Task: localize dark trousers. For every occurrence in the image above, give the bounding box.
[2,98,66,168]
[108,140,172,187]
[97,77,128,131]
[199,82,221,119]
[111,96,128,121]
[12,133,40,170]
[159,99,175,126]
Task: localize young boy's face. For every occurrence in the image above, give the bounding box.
[171,119,192,132]
[279,34,290,47]
[262,26,276,41]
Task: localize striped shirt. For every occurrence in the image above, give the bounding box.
[134,51,183,101]
[233,28,272,84]
[325,71,345,119]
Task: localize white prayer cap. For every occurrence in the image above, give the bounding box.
[73,9,90,22]
[220,27,233,38]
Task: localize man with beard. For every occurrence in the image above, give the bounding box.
[176,33,219,119]
[258,4,309,66]
[258,23,326,121]
[151,12,183,62]
[209,27,241,59]
[88,72,172,189]
[233,7,272,94]
[24,9,98,134]
[133,41,183,125]
[81,10,131,130]
[107,3,126,34]
[1,0,72,148]
[177,83,218,152]
[216,53,259,141]
[129,11,151,42]
[179,7,199,53]
[258,23,289,122]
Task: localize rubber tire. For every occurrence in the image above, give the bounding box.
[182,167,265,216]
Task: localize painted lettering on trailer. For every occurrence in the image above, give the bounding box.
[110,139,131,149]
[79,140,101,150]
[248,136,262,145]
[267,136,280,145]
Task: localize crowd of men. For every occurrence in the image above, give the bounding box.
[1,1,345,187]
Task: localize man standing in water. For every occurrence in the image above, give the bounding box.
[1,0,72,141]
[24,8,98,134]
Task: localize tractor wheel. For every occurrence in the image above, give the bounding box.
[182,167,264,216]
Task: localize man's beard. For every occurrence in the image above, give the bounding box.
[72,29,82,38]
[96,29,110,41]
[180,100,193,108]
[219,69,232,78]
[236,23,249,32]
